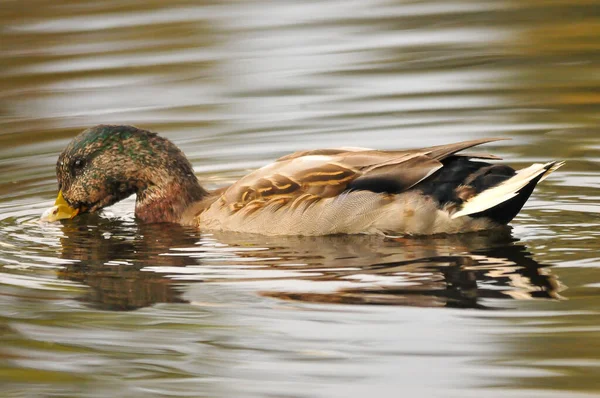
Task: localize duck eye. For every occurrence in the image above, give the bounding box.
[71,158,86,174]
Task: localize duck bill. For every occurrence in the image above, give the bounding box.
[40,191,80,222]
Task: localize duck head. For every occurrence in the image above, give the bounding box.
[41,125,207,223]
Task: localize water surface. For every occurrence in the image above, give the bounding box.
[1,1,599,397]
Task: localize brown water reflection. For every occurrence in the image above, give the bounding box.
[261,239,562,308]
[54,219,563,310]
[56,221,200,310]
[1,0,599,396]
[207,230,564,309]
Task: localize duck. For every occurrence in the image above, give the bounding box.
[41,125,563,236]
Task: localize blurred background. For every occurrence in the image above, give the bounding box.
[0,1,599,397]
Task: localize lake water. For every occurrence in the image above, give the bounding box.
[1,1,599,397]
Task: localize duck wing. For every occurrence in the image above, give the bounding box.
[218,138,506,212]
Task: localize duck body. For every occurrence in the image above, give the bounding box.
[43,125,563,236]
[197,189,493,236]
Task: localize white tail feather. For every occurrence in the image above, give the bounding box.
[539,161,565,182]
[451,161,564,219]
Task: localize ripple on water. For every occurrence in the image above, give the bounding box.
[1,0,600,397]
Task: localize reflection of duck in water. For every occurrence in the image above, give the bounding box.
[207,229,564,309]
[57,219,201,311]
[43,125,562,236]
[57,219,563,310]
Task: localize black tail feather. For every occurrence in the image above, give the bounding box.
[469,172,545,224]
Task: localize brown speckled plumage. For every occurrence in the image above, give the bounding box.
[56,125,207,223]
[51,125,562,235]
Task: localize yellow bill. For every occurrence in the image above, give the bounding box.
[40,191,80,222]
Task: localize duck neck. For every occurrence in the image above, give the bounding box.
[135,172,208,224]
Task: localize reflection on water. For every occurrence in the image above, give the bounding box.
[203,230,563,309]
[260,237,563,308]
[49,217,561,310]
[1,0,599,397]
[56,221,201,310]
[52,220,563,311]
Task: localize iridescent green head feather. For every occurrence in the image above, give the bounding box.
[47,125,207,223]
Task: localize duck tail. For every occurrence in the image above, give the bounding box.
[451,161,565,223]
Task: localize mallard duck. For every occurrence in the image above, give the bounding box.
[41,125,563,236]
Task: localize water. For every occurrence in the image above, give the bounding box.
[1,0,599,397]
